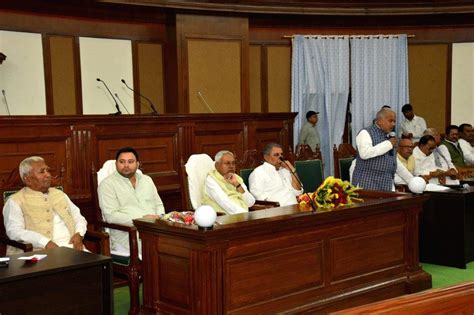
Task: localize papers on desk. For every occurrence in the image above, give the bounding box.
[425,183,450,192]
[18,254,47,261]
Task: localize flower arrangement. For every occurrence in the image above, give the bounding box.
[161,211,195,225]
[298,176,363,209]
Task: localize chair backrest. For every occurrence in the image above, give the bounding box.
[184,154,215,209]
[333,143,356,180]
[237,149,263,188]
[295,159,324,193]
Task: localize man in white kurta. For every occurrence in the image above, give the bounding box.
[459,123,474,165]
[98,147,164,255]
[202,151,255,215]
[400,104,427,143]
[3,156,87,254]
[249,143,303,206]
[394,139,416,185]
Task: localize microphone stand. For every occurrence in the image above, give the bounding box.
[121,79,158,115]
[280,158,317,211]
[97,78,121,115]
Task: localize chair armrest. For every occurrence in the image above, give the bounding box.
[84,230,110,256]
[99,221,138,233]
[98,221,140,265]
[0,236,33,252]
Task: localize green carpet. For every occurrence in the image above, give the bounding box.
[112,263,474,312]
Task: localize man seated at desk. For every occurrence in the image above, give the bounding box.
[3,156,87,254]
[440,125,466,168]
[98,147,165,255]
[202,150,255,215]
[459,123,474,165]
[249,143,303,206]
[413,135,459,185]
[394,138,416,185]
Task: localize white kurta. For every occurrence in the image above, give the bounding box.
[203,176,255,215]
[413,146,459,185]
[459,138,474,165]
[400,115,427,142]
[249,162,303,206]
[3,194,87,249]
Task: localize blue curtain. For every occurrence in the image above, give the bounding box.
[350,35,409,144]
[291,35,350,177]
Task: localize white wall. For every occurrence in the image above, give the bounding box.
[0,31,46,115]
[451,43,474,125]
[79,37,134,115]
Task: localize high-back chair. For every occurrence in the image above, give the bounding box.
[182,154,215,210]
[0,164,109,257]
[293,144,324,193]
[333,143,356,181]
[91,161,142,315]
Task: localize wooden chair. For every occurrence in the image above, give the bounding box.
[293,144,324,193]
[237,149,280,210]
[0,165,109,258]
[90,162,141,315]
[333,143,356,181]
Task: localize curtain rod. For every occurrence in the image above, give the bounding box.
[283,34,415,39]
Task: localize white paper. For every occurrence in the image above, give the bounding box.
[18,254,47,261]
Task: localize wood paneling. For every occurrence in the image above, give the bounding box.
[267,45,291,112]
[135,190,432,314]
[408,44,449,132]
[0,113,296,222]
[249,45,262,112]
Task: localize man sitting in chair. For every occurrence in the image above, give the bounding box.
[3,156,87,253]
[249,143,303,206]
[98,147,165,255]
[202,150,255,215]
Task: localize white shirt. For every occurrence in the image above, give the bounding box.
[249,162,303,206]
[412,146,459,185]
[356,129,394,160]
[3,194,87,249]
[394,158,414,185]
[204,176,255,215]
[436,145,457,170]
[459,138,474,165]
[400,115,427,142]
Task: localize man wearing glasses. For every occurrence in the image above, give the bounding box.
[249,143,303,206]
[202,150,255,215]
[394,138,416,185]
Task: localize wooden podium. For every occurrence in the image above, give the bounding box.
[134,190,432,314]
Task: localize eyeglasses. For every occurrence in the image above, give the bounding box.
[399,145,414,149]
[221,161,236,166]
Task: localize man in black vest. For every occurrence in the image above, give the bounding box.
[352,108,397,191]
[440,125,465,168]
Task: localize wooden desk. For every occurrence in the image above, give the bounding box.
[135,190,431,314]
[0,247,113,315]
[419,186,474,268]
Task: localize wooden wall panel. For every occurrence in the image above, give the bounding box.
[408,44,449,131]
[267,45,291,112]
[137,42,165,114]
[49,36,77,115]
[249,45,262,112]
[187,39,241,113]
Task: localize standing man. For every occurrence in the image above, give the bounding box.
[98,147,165,255]
[352,108,397,191]
[400,104,427,142]
[249,143,303,206]
[458,123,474,165]
[440,125,465,168]
[299,110,320,152]
[202,150,255,214]
[3,156,87,254]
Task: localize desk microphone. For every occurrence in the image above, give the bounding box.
[279,156,316,211]
[114,93,130,114]
[121,79,158,115]
[2,89,10,115]
[197,91,215,113]
[96,78,121,115]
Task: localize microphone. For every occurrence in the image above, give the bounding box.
[387,131,396,156]
[96,78,121,115]
[121,79,158,115]
[2,90,10,115]
[279,156,317,211]
[197,91,215,113]
[114,93,130,114]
